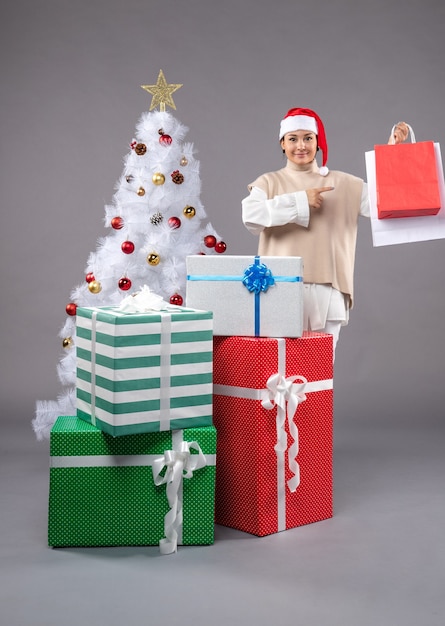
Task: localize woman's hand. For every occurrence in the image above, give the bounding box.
[388,122,410,144]
[306,186,334,210]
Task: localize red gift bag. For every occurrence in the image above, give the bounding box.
[375,124,441,219]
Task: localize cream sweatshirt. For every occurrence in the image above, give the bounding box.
[242,159,365,308]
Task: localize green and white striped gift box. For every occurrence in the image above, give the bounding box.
[76,305,213,436]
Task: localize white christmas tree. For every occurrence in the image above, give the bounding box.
[33,70,227,440]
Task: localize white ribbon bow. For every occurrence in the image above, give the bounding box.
[262,373,307,492]
[152,441,207,555]
[118,284,169,313]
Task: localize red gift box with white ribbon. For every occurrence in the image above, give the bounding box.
[213,333,333,536]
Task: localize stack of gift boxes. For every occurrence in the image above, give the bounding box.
[48,303,217,554]
[187,255,334,536]
[48,255,334,553]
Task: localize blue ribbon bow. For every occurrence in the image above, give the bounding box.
[242,259,275,294]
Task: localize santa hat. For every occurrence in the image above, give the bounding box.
[279,107,329,176]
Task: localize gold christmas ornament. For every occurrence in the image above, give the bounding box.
[147,253,160,266]
[152,172,165,185]
[141,69,183,112]
[180,156,188,166]
[88,280,102,294]
[62,337,73,349]
[183,205,196,218]
[137,186,146,196]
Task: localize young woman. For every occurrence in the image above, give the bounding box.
[242,107,408,354]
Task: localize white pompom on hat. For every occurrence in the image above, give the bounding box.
[279,107,329,176]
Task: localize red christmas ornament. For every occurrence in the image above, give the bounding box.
[170,293,183,306]
[215,241,227,253]
[111,216,124,230]
[168,216,181,229]
[204,235,216,248]
[121,241,135,254]
[130,140,137,149]
[159,134,173,146]
[118,277,132,291]
[85,272,95,283]
[66,302,77,316]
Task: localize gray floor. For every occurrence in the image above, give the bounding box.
[2,411,444,626]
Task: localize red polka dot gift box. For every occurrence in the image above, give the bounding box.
[48,416,216,553]
[213,333,333,537]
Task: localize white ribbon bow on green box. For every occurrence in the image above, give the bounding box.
[152,440,207,555]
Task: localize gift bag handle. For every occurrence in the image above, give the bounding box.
[388,123,416,145]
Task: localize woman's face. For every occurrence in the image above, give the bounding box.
[281,130,317,167]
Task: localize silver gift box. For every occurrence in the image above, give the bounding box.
[186,255,303,337]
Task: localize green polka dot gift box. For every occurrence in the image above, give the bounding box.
[76,305,213,436]
[48,416,216,552]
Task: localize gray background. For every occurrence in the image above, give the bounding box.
[1,1,445,625]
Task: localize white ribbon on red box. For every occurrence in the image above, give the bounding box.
[262,370,307,494]
[213,337,333,532]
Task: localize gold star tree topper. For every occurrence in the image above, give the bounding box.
[141,69,183,111]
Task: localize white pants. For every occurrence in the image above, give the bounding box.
[303,284,346,361]
[321,320,342,361]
